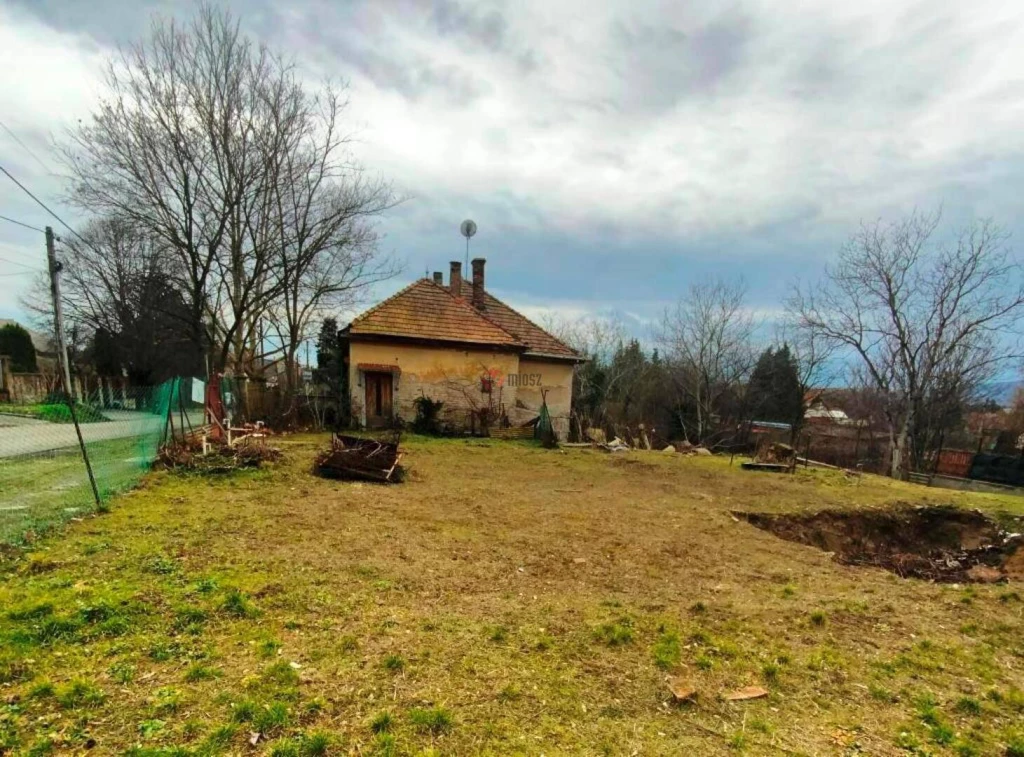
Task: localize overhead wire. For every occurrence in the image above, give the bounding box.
[0,162,88,246]
[0,254,41,270]
[0,118,54,175]
[0,212,45,234]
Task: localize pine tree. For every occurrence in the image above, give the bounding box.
[0,323,38,373]
[747,345,803,427]
[313,317,346,426]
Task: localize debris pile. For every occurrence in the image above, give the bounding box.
[157,436,281,473]
[314,433,405,483]
[737,505,1024,583]
[756,441,796,466]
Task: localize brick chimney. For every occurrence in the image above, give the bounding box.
[432,271,443,284]
[471,258,485,310]
[449,261,462,298]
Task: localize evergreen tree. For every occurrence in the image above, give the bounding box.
[747,345,803,427]
[0,323,38,372]
[314,318,347,425]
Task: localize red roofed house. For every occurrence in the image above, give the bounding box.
[339,259,584,437]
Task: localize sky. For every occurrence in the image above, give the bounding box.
[2,0,1024,344]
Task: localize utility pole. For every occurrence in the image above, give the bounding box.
[45,225,100,509]
[45,226,73,399]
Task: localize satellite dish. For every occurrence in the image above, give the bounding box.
[460,219,477,239]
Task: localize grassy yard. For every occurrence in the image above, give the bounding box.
[0,403,109,424]
[0,438,152,546]
[1,436,1023,756]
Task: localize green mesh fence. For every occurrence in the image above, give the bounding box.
[0,376,205,546]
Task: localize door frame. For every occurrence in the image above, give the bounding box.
[363,370,394,427]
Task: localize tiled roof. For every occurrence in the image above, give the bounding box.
[341,278,583,361]
[343,279,522,348]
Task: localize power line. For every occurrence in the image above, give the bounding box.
[0,118,53,175]
[0,162,87,246]
[0,212,45,234]
[0,254,41,270]
[0,270,36,277]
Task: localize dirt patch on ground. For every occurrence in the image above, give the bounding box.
[738,505,1024,583]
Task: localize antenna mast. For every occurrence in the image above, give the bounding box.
[460,219,477,269]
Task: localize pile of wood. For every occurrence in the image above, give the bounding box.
[157,436,281,473]
[313,433,405,483]
[756,441,797,466]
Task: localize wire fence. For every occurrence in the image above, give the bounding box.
[0,378,204,546]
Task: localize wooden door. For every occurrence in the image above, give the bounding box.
[364,372,393,427]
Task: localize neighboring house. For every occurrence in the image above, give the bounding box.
[339,259,584,437]
[0,318,57,372]
[804,389,857,426]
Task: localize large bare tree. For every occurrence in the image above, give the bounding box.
[788,209,1024,478]
[263,89,398,392]
[657,278,757,444]
[61,5,397,379]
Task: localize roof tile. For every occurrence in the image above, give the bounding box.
[342,279,582,361]
[344,279,521,347]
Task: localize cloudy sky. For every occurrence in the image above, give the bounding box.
[2,0,1024,338]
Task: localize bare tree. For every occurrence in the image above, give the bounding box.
[263,88,399,393]
[788,209,1024,478]
[60,5,398,381]
[540,314,634,435]
[657,278,757,444]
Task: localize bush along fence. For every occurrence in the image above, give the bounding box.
[0,377,204,547]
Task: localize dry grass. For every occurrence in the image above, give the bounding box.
[1,435,1023,756]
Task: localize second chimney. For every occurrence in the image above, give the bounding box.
[432,271,443,284]
[471,258,485,310]
[449,261,462,298]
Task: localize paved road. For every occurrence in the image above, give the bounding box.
[0,410,167,458]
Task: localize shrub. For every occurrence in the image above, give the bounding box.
[412,395,445,435]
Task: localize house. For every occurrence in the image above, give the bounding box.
[803,389,857,426]
[339,259,584,437]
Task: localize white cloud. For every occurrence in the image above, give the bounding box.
[3,0,1024,323]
